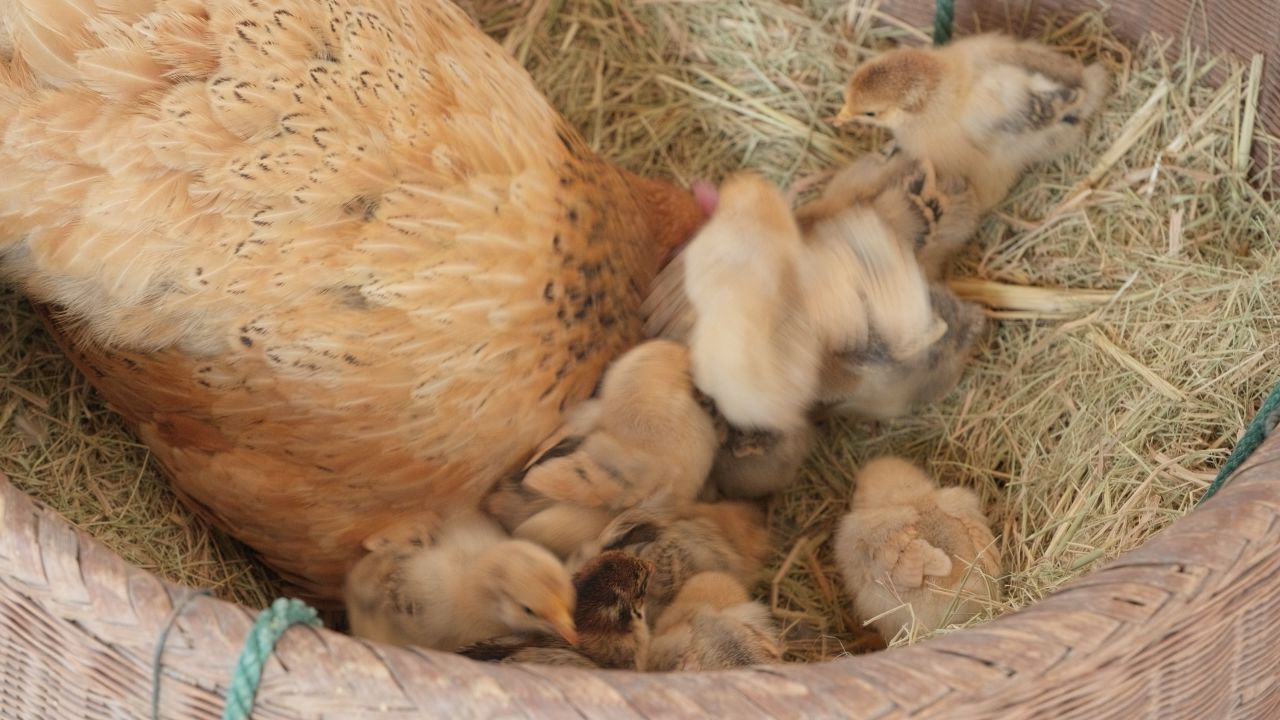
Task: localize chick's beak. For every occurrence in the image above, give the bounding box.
[550,608,579,647]
[832,104,857,128]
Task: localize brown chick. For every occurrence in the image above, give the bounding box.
[836,33,1109,210]
[0,0,710,601]
[344,512,577,651]
[484,339,719,557]
[459,550,654,669]
[568,498,769,621]
[834,457,1002,643]
[646,571,782,672]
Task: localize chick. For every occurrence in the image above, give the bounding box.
[647,168,979,454]
[834,457,1002,642]
[836,33,1109,210]
[799,180,981,422]
[643,173,825,498]
[459,550,654,669]
[798,149,981,280]
[646,572,782,671]
[568,498,769,620]
[484,339,719,557]
[704,419,816,500]
[680,172,824,435]
[815,284,987,421]
[344,512,577,651]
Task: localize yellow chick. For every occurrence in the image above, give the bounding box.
[799,177,984,422]
[680,172,824,435]
[645,168,981,485]
[459,550,654,669]
[646,571,782,671]
[484,339,719,557]
[343,511,577,651]
[643,173,825,498]
[568,499,769,620]
[836,33,1109,210]
[798,149,981,280]
[834,457,1002,642]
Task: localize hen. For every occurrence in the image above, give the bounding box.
[0,0,706,599]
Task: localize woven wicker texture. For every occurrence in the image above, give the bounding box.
[3,429,1278,719]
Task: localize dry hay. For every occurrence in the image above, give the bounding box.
[2,0,1277,664]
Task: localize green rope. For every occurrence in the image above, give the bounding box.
[1199,379,1280,504]
[222,597,322,720]
[933,0,955,46]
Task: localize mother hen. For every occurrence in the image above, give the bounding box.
[0,0,705,600]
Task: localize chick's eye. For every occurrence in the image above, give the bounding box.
[521,605,535,616]
[863,111,878,117]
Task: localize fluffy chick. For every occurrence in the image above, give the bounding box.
[680,172,824,434]
[815,284,987,421]
[647,167,979,463]
[799,174,984,423]
[704,420,816,500]
[484,339,719,557]
[568,498,769,621]
[834,457,1002,642]
[646,572,782,671]
[797,149,981,280]
[836,33,1109,210]
[459,550,654,669]
[344,512,577,651]
[644,173,826,498]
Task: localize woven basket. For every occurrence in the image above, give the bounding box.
[3,1,1278,718]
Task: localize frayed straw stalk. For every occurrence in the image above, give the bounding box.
[2,0,1276,663]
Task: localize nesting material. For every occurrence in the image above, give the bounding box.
[1,0,1276,664]
[0,288,280,607]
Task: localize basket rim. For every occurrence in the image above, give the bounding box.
[3,430,1278,718]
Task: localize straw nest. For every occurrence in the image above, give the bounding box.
[1,0,1276,663]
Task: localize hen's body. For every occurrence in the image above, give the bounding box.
[0,0,703,599]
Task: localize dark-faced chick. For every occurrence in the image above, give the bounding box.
[459,550,654,669]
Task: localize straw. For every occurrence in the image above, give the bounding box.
[2,0,1276,662]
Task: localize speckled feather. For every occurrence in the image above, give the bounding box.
[0,0,705,600]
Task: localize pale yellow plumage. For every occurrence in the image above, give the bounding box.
[836,33,1109,211]
[834,457,1002,642]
